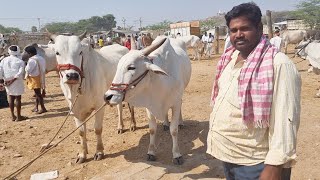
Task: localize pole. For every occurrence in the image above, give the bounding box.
[37,18,40,32]
[122,18,126,29]
[215,26,219,54]
[139,17,142,30]
[266,10,273,39]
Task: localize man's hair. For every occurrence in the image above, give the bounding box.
[225,2,262,28]
[9,45,18,52]
[24,46,37,55]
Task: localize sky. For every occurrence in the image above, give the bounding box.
[0,0,301,31]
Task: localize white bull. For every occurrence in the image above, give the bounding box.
[296,40,320,97]
[176,35,201,61]
[47,31,135,163]
[104,37,192,165]
[281,30,307,54]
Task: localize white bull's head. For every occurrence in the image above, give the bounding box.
[295,39,312,58]
[104,37,168,105]
[47,30,87,84]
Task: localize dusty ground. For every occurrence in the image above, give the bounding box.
[0,45,320,180]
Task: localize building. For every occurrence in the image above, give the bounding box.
[169,21,200,37]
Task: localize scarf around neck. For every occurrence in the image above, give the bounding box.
[211,36,278,128]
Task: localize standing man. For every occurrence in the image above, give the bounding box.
[201,32,208,57]
[204,32,214,58]
[24,46,47,114]
[270,30,283,52]
[0,45,28,121]
[207,3,301,180]
[98,36,104,48]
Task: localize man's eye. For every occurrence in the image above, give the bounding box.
[128,67,136,70]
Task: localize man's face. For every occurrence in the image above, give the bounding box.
[229,16,262,54]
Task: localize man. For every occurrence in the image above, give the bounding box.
[125,35,131,50]
[207,3,301,180]
[270,30,283,52]
[106,35,113,45]
[98,36,104,48]
[204,32,214,58]
[223,32,232,53]
[24,46,47,114]
[137,34,143,50]
[201,32,208,57]
[0,45,28,121]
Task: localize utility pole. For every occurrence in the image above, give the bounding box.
[122,17,126,29]
[139,17,142,30]
[37,18,40,32]
[266,10,273,39]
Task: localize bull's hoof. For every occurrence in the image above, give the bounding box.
[163,125,170,131]
[130,126,136,132]
[76,156,86,164]
[117,129,123,134]
[314,94,320,98]
[147,154,156,161]
[178,124,184,129]
[93,152,104,161]
[172,156,184,165]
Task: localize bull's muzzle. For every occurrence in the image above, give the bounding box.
[104,94,113,104]
[66,72,79,81]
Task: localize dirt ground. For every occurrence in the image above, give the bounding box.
[0,44,320,180]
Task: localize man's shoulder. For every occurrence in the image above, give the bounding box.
[273,52,294,66]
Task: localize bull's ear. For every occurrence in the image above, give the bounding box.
[145,62,168,76]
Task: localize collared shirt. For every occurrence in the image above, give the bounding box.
[25,55,42,77]
[202,35,209,43]
[207,50,301,167]
[270,36,283,52]
[0,55,25,95]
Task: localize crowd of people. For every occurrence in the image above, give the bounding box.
[0,45,47,121]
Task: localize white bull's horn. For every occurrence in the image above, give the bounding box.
[78,31,87,40]
[142,37,167,56]
[131,34,137,50]
[46,29,57,42]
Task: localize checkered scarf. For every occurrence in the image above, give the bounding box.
[211,36,278,128]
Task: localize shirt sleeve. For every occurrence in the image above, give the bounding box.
[0,60,4,79]
[14,61,25,79]
[25,59,37,75]
[265,53,301,167]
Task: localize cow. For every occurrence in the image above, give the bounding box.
[295,39,320,97]
[46,31,135,163]
[176,35,201,61]
[104,37,192,165]
[281,29,308,54]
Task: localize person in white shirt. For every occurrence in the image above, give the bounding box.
[201,32,209,57]
[269,30,283,52]
[24,46,47,114]
[0,45,28,121]
[204,33,214,58]
[224,32,232,52]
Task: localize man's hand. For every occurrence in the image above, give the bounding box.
[260,165,282,180]
[5,78,16,86]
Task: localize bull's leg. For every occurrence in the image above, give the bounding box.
[285,43,288,54]
[192,47,196,60]
[128,103,136,131]
[146,108,157,161]
[163,113,170,131]
[93,109,104,161]
[171,102,183,165]
[75,118,88,164]
[116,103,124,134]
[178,108,184,129]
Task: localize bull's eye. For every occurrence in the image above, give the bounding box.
[128,67,136,70]
[80,51,83,55]
[56,52,60,55]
